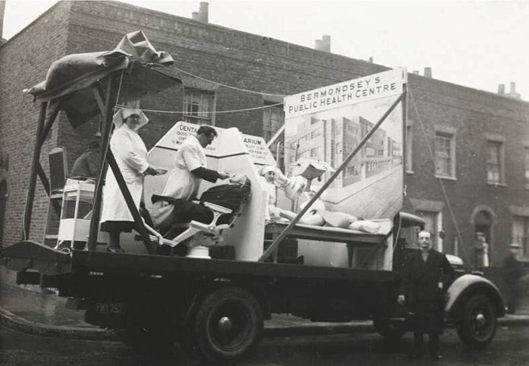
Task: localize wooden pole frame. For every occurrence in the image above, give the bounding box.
[87,77,117,251]
[22,100,63,240]
[23,102,48,239]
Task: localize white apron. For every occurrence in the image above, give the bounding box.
[162,135,206,200]
[100,125,149,223]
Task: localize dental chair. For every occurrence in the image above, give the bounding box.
[143,181,251,259]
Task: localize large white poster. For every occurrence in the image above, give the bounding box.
[283,68,407,220]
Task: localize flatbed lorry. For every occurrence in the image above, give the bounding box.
[1,32,504,364]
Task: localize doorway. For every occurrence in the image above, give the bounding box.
[474,209,493,261]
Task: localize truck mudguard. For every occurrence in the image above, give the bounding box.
[445,274,505,318]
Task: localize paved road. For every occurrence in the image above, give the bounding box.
[1,325,529,365]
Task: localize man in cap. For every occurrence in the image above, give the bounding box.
[502,243,525,314]
[398,230,453,360]
[71,139,101,179]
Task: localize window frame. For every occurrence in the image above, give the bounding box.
[434,131,456,179]
[182,88,216,125]
[486,139,505,185]
[263,103,284,142]
[512,215,529,258]
[524,145,529,189]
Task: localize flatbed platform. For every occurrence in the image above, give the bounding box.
[1,240,398,284]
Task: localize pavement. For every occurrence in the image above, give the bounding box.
[1,283,529,341]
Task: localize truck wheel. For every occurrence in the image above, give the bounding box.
[117,309,177,353]
[456,294,497,349]
[193,287,264,363]
[373,318,407,340]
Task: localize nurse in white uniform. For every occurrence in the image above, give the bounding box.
[100,108,164,253]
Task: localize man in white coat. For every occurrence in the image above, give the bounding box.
[100,108,164,253]
[162,125,230,201]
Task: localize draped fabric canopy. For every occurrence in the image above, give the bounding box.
[25,31,181,127]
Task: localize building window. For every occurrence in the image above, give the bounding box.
[263,104,284,142]
[524,147,529,189]
[486,140,504,184]
[183,88,215,125]
[435,133,455,178]
[405,124,413,172]
[513,216,529,257]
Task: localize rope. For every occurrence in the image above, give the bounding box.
[114,102,283,115]
[173,65,286,97]
[409,91,469,264]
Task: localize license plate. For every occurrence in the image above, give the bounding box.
[95,301,124,315]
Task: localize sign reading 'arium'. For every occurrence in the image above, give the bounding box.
[284,68,406,118]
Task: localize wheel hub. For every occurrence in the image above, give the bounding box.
[217,316,233,333]
[475,313,487,328]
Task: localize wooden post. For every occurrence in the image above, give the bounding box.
[87,77,116,251]
[23,102,48,240]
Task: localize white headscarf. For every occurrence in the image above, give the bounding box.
[259,165,276,176]
[112,108,149,130]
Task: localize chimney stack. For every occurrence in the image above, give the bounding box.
[507,81,521,99]
[314,35,331,53]
[0,0,6,41]
[192,12,200,20]
[198,2,209,23]
[368,56,374,63]
[321,35,331,52]
[424,67,432,78]
[498,84,505,95]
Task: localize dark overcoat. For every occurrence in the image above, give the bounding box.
[401,249,453,334]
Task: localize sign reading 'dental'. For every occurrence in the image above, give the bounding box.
[284,68,406,118]
[153,121,275,166]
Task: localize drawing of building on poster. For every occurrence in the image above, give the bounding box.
[283,68,407,220]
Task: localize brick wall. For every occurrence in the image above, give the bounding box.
[404,76,529,265]
[0,2,72,247]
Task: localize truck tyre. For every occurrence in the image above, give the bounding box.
[192,287,264,363]
[373,318,407,340]
[456,294,497,349]
[116,308,177,353]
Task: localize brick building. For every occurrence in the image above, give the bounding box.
[1,1,528,267]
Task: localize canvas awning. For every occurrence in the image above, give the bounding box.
[25,31,181,127]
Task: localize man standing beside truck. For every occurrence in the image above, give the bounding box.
[398,230,453,360]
